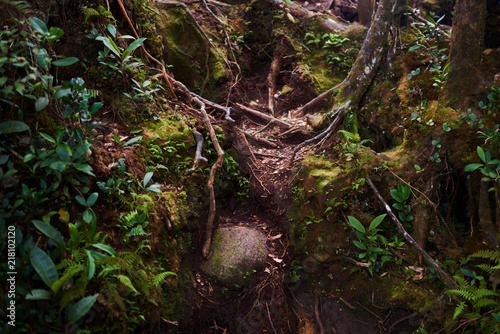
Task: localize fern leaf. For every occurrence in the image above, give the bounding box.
[153,271,177,287]
[102,280,125,310]
[59,285,85,312]
[448,288,475,301]
[117,274,137,293]
[452,301,466,320]
[470,250,500,263]
[475,298,498,309]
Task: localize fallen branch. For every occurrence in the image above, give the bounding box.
[189,128,208,172]
[289,100,351,166]
[236,103,292,129]
[192,96,225,259]
[342,256,371,268]
[366,177,459,290]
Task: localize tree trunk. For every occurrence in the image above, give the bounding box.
[336,0,394,107]
[443,0,487,106]
[357,0,375,27]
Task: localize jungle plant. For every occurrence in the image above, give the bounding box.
[116,210,150,243]
[446,250,500,333]
[347,214,392,275]
[337,130,372,158]
[390,182,414,229]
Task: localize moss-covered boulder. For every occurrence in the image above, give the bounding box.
[202,227,268,287]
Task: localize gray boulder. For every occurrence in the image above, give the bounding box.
[202,227,268,287]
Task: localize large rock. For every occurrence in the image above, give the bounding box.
[202,227,268,287]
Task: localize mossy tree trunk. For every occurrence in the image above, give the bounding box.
[443,0,487,106]
[335,0,394,107]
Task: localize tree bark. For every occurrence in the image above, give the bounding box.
[443,0,487,106]
[336,0,394,107]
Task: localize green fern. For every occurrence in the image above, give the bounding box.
[59,285,85,312]
[153,271,177,287]
[452,301,466,320]
[2,0,31,13]
[448,288,475,301]
[470,250,500,263]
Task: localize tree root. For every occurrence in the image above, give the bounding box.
[236,103,292,129]
[267,49,283,116]
[367,177,459,290]
[290,83,342,117]
[241,129,278,148]
[191,96,225,259]
[289,100,351,166]
[314,292,325,334]
[189,128,208,172]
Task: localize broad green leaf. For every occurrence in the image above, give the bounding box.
[35,96,49,111]
[83,209,93,223]
[66,294,98,323]
[87,192,98,206]
[26,289,52,300]
[30,246,59,290]
[92,243,117,256]
[353,240,366,250]
[89,249,108,261]
[460,268,473,277]
[103,36,121,57]
[146,184,162,193]
[39,132,55,144]
[123,136,142,147]
[48,26,64,41]
[0,121,29,134]
[392,202,404,211]
[408,45,421,52]
[56,144,72,161]
[368,214,386,231]
[347,216,365,234]
[74,143,91,160]
[390,189,403,203]
[143,171,153,187]
[85,250,95,280]
[400,184,411,201]
[75,195,87,206]
[32,220,66,254]
[126,37,146,53]
[29,17,49,34]
[477,146,486,163]
[464,163,483,172]
[106,24,116,37]
[52,57,79,66]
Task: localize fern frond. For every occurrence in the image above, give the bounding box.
[474,288,498,300]
[116,274,138,293]
[470,250,500,263]
[475,298,498,309]
[448,288,476,301]
[2,0,31,13]
[59,285,85,312]
[476,263,493,274]
[60,263,85,280]
[452,301,466,320]
[153,271,177,287]
[128,226,149,237]
[453,276,469,287]
[102,280,125,310]
[118,210,139,228]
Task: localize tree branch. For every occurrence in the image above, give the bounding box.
[366,177,459,290]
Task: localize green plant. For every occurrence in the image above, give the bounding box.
[390,182,414,229]
[465,145,500,183]
[117,210,150,242]
[446,250,500,333]
[347,214,392,275]
[337,130,372,158]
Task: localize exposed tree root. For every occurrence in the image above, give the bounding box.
[192,92,235,123]
[241,129,279,148]
[367,177,459,290]
[267,49,283,116]
[189,128,208,172]
[191,96,225,259]
[314,292,325,334]
[236,103,292,130]
[290,83,341,117]
[289,100,351,166]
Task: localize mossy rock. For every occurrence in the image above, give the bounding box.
[202,227,268,287]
